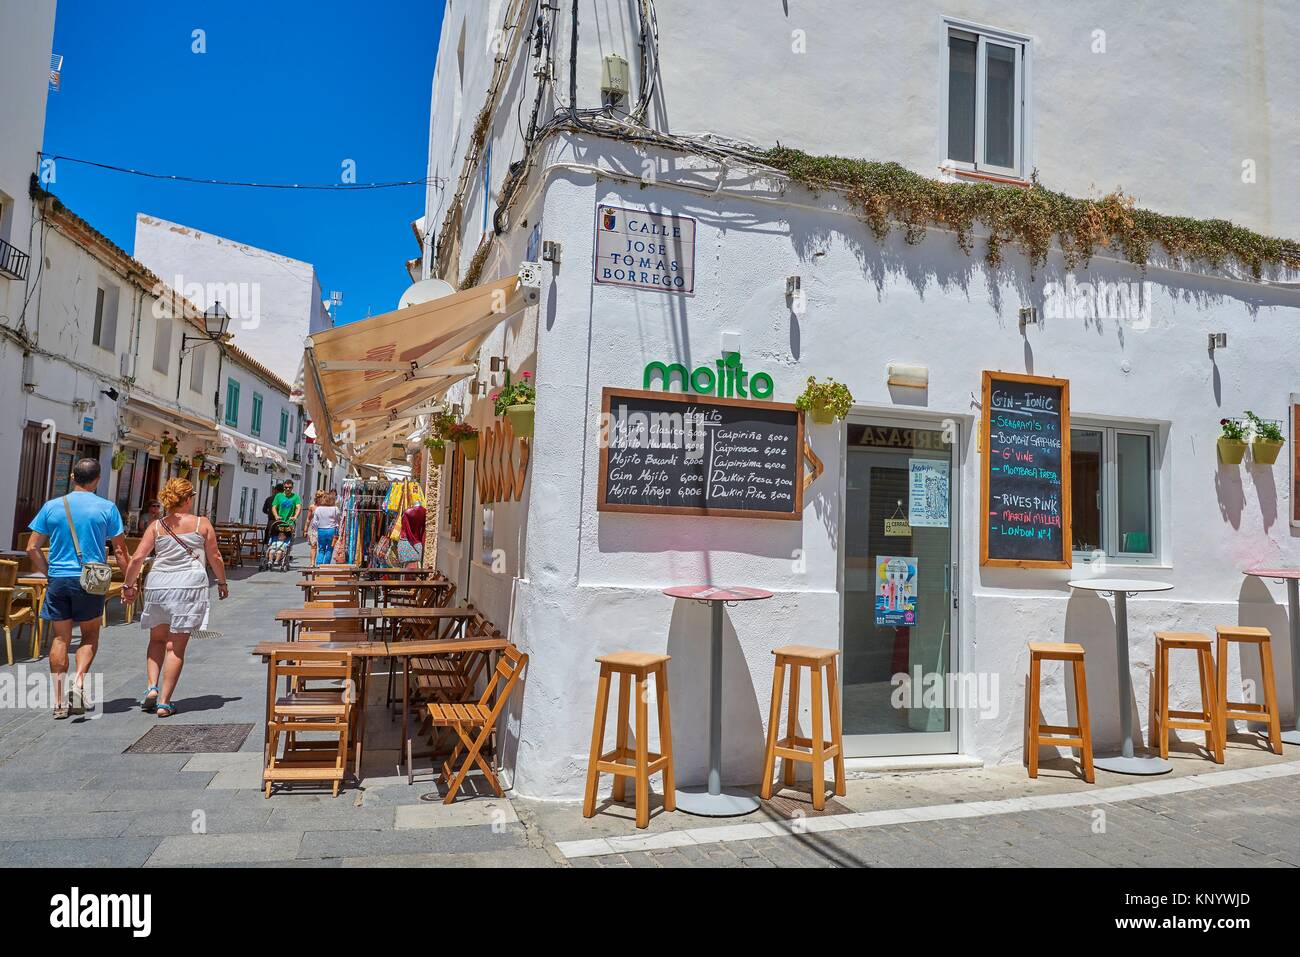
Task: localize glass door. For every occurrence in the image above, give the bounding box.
[840,418,959,756]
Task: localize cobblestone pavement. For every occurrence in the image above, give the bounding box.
[2,548,1299,868]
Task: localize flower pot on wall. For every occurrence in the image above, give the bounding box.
[428,445,446,465]
[1217,438,1247,465]
[505,403,535,438]
[459,436,479,460]
[811,407,835,425]
[1252,439,1284,465]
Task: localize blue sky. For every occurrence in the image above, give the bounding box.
[43,0,443,324]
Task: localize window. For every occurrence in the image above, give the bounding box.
[189,349,205,394]
[225,377,240,427]
[92,284,118,349]
[152,319,172,374]
[944,22,1027,179]
[279,408,290,446]
[251,392,264,436]
[1070,424,1160,562]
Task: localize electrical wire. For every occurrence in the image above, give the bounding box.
[37,153,444,191]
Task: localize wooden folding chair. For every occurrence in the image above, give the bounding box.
[426,644,527,803]
[263,647,356,797]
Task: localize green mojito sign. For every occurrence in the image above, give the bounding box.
[643,352,774,399]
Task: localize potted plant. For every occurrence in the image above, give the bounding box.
[1245,410,1285,465]
[423,435,446,465]
[1218,417,1247,464]
[448,421,479,460]
[174,457,192,479]
[205,466,221,487]
[795,376,854,424]
[111,447,127,471]
[191,452,206,467]
[159,431,178,463]
[493,370,536,438]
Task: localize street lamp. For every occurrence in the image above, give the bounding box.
[181,301,232,353]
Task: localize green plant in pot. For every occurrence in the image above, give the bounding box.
[448,421,479,460]
[1245,410,1285,465]
[493,370,536,438]
[795,376,854,424]
[1218,417,1247,465]
[159,431,178,463]
[174,457,192,479]
[423,435,446,465]
[111,447,127,471]
[206,467,221,487]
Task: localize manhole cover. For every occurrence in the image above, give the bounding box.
[124,723,254,754]
[761,793,852,818]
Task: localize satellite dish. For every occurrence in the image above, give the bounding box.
[398,278,456,309]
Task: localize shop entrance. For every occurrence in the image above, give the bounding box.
[840,417,959,757]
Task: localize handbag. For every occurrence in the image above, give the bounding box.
[62,496,114,596]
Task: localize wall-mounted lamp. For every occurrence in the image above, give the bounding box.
[887,362,929,390]
[786,276,806,316]
[489,356,507,373]
[1208,332,1227,353]
[786,276,801,296]
[100,387,120,402]
[542,241,561,264]
[1018,306,1040,330]
[451,403,463,417]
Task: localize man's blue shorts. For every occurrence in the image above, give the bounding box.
[41,576,106,623]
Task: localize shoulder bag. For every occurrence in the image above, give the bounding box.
[63,496,114,596]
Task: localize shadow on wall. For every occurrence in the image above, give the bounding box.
[1216,459,1245,530]
[664,598,765,788]
[1248,461,1279,532]
[1236,576,1293,726]
[1060,590,1124,752]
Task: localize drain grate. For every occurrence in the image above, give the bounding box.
[761,793,852,818]
[125,723,254,754]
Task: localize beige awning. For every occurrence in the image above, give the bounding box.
[217,425,289,467]
[302,274,526,465]
[124,395,219,438]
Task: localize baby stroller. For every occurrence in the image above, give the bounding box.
[262,521,296,571]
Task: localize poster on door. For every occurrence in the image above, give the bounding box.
[875,555,918,627]
[908,458,949,528]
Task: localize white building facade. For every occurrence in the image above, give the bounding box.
[427,2,1300,801]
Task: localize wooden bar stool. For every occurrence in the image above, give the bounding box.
[1149,632,1224,763]
[1025,642,1094,783]
[582,652,675,829]
[1216,626,1283,754]
[760,645,845,810]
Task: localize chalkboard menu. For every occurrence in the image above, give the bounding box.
[598,388,804,520]
[980,372,1072,568]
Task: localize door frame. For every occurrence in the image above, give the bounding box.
[838,408,962,758]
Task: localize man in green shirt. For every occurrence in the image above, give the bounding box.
[271,480,302,530]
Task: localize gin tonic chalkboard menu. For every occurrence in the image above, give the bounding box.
[980,371,1073,568]
[598,387,805,520]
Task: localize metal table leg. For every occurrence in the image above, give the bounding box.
[675,600,761,816]
[1281,580,1300,746]
[1094,591,1172,775]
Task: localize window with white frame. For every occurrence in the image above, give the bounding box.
[944,21,1028,179]
[1070,423,1160,562]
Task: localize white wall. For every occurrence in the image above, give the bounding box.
[133,214,332,388]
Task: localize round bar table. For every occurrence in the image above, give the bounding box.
[1067,578,1174,775]
[662,585,773,816]
[1244,568,1300,745]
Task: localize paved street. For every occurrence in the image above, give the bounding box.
[2,551,1299,868]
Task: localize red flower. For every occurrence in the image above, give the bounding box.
[521,371,532,380]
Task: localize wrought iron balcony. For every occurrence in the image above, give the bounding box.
[0,237,30,282]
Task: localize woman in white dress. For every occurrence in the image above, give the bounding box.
[121,478,229,717]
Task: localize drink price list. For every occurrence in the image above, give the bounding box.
[980,372,1072,567]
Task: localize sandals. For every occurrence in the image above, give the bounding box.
[156,702,177,718]
[68,683,90,715]
[141,685,160,713]
[53,705,69,720]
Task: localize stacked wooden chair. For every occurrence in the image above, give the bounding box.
[263,647,357,797]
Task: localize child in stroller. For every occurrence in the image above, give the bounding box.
[264,520,296,570]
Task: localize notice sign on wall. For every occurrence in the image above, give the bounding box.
[593,203,696,295]
[980,371,1072,568]
[875,555,918,627]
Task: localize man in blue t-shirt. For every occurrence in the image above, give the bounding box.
[25,457,130,718]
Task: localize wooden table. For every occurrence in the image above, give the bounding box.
[252,635,508,785]
[298,566,438,580]
[273,606,476,641]
[295,578,452,607]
